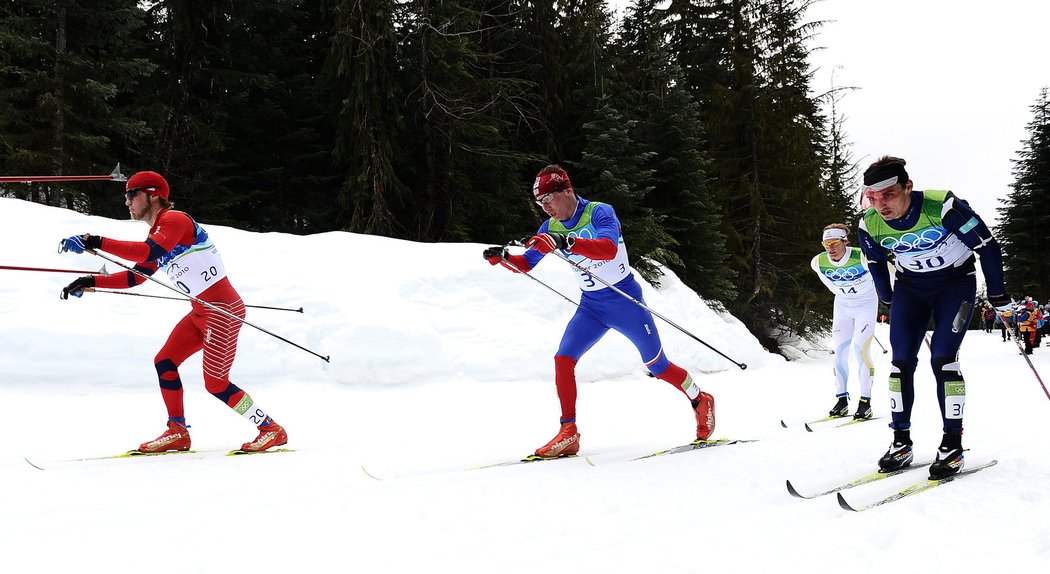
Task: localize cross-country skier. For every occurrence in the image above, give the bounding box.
[857,156,1008,478]
[810,223,878,420]
[58,171,288,453]
[482,165,715,458]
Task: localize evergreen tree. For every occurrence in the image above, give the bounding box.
[998,87,1050,298]
[396,0,541,242]
[0,0,152,217]
[615,0,734,298]
[663,0,846,349]
[325,0,410,236]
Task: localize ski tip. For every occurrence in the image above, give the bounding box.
[24,457,45,471]
[584,456,595,466]
[836,492,859,512]
[785,479,804,498]
[361,465,383,480]
[780,420,788,428]
[804,423,814,432]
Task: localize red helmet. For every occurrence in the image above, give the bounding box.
[126,171,170,200]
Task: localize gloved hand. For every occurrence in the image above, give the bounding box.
[59,234,102,254]
[60,276,95,300]
[988,294,1014,314]
[483,246,507,265]
[525,232,573,255]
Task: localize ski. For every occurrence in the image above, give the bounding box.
[781,415,845,428]
[805,416,883,432]
[837,460,999,512]
[632,438,758,460]
[786,459,935,499]
[226,448,293,456]
[471,453,593,470]
[24,448,291,469]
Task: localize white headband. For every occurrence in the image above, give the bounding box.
[822,228,848,242]
[863,176,898,192]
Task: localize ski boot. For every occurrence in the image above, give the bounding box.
[828,395,849,417]
[534,422,580,458]
[693,391,716,441]
[928,432,965,479]
[853,398,872,420]
[878,429,914,472]
[241,417,288,452]
[139,419,192,453]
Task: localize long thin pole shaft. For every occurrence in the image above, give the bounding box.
[990,304,1049,401]
[84,249,329,362]
[86,288,304,313]
[1,263,108,275]
[497,257,579,308]
[0,164,127,183]
[549,250,747,370]
[873,335,888,354]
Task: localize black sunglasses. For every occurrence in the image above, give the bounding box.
[125,186,157,201]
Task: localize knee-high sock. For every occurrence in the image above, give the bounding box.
[554,356,578,423]
[654,361,700,400]
[155,358,184,420]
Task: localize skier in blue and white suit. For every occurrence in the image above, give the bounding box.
[856,156,1009,479]
[482,165,715,459]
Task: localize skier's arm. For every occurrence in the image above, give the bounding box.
[857,226,893,304]
[940,192,1007,298]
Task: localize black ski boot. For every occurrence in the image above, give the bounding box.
[878,429,914,472]
[828,395,849,417]
[853,398,872,420]
[929,433,965,479]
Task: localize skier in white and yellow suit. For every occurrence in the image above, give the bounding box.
[811,224,878,420]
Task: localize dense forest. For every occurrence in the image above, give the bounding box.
[4,1,1045,351]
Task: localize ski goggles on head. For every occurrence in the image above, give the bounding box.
[534,193,557,207]
[821,228,848,247]
[861,176,902,202]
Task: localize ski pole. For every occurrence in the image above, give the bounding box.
[873,335,888,354]
[546,248,747,370]
[84,288,304,313]
[73,248,329,363]
[0,164,127,183]
[1,263,109,275]
[496,253,580,308]
[989,302,1050,401]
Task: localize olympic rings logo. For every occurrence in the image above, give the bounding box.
[878,228,945,253]
[824,267,863,281]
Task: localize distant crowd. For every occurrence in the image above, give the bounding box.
[978,296,1046,355]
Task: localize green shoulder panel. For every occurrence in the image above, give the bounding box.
[548,201,600,234]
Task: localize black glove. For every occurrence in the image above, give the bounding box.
[483,246,508,265]
[483,246,507,260]
[988,294,1013,313]
[61,276,95,300]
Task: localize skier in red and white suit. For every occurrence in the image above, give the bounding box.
[59,171,288,453]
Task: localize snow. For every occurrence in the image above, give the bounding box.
[1,196,1048,572]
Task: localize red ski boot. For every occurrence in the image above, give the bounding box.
[534,422,580,458]
[693,392,716,440]
[138,420,191,453]
[241,419,288,452]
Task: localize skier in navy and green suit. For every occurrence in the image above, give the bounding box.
[857,156,1009,479]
